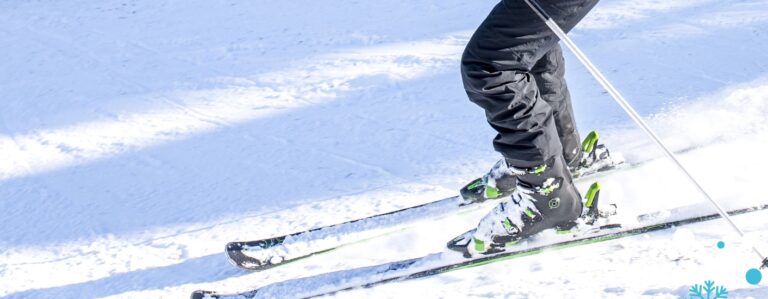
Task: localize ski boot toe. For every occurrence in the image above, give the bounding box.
[446,229,509,258]
[459,159,518,205]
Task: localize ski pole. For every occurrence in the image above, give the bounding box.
[521,0,768,268]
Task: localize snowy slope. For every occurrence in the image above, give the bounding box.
[2,0,768,298]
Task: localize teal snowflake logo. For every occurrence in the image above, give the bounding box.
[689,280,728,299]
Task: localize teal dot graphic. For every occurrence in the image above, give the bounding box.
[746,268,762,285]
[717,241,725,249]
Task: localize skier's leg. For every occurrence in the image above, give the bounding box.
[459,0,599,250]
[532,44,582,168]
[462,0,597,164]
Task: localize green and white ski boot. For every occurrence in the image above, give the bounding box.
[449,169,608,258]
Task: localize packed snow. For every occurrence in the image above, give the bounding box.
[2,0,768,298]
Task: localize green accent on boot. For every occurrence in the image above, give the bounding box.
[502,218,514,231]
[585,182,601,208]
[484,186,500,199]
[467,179,484,191]
[532,164,547,174]
[524,208,536,219]
[556,228,572,234]
[581,131,600,154]
[540,185,555,196]
[474,238,485,252]
[505,240,520,247]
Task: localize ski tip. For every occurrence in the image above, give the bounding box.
[225,241,244,251]
[191,290,217,299]
[225,248,272,271]
[224,242,245,268]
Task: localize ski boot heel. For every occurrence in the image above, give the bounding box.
[581,182,620,230]
[572,131,625,178]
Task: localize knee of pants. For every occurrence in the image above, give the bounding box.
[460,45,510,95]
[460,55,487,96]
[461,61,532,95]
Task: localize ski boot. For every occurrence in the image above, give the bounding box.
[459,130,621,205]
[449,155,591,257]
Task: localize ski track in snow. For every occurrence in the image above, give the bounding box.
[2,0,768,298]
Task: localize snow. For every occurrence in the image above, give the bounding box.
[2,0,768,298]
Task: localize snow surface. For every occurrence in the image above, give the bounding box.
[2,0,768,298]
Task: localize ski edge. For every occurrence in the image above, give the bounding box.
[318,202,768,298]
[194,202,768,299]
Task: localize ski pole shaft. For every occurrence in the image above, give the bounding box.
[521,0,767,264]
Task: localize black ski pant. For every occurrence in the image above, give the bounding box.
[462,0,599,168]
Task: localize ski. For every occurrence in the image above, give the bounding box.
[193,202,768,299]
[226,193,481,270]
[226,141,623,270]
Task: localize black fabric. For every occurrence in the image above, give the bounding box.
[532,44,582,167]
[461,0,598,168]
